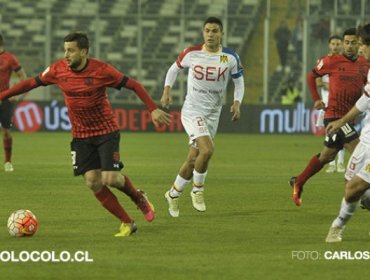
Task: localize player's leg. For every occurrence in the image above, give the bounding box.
[290,146,337,206]
[336,149,345,172]
[326,177,369,243]
[71,135,136,237]
[164,146,197,217]
[326,142,369,242]
[189,135,214,212]
[97,131,155,222]
[1,100,14,171]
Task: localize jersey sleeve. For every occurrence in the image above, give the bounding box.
[230,53,244,79]
[38,63,58,85]
[313,56,332,76]
[9,54,22,72]
[97,63,125,89]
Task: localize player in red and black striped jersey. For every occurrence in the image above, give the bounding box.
[0,32,172,237]
[289,28,370,207]
[0,34,27,172]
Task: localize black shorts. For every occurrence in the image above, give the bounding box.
[323,118,359,150]
[70,131,124,176]
[0,99,13,129]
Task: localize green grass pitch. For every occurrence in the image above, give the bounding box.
[0,132,369,279]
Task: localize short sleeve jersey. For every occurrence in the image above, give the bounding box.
[313,54,369,119]
[0,51,22,92]
[38,58,125,138]
[176,45,244,116]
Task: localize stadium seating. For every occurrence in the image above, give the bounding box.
[0,0,262,103]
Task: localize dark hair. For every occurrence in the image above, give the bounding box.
[203,17,223,31]
[0,34,3,46]
[342,28,357,37]
[357,23,370,45]
[328,35,342,43]
[64,32,89,52]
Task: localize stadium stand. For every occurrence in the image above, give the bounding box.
[0,0,262,103]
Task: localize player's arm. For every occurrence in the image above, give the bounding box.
[123,77,172,127]
[307,71,325,110]
[10,68,29,102]
[160,62,182,109]
[230,76,245,122]
[326,94,367,135]
[0,77,40,102]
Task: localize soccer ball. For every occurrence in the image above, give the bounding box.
[7,209,38,237]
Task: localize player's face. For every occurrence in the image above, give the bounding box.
[328,39,342,55]
[342,35,359,57]
[64,41,87,70]
[358,40,370,61]
[202,23,223,52]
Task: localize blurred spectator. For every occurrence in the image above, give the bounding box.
[274,20,292,71]
[281,80,301,105]
[291,16,303,62]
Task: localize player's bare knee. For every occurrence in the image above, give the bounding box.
[85,179,103,192]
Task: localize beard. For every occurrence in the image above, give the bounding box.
[69,58,82,70]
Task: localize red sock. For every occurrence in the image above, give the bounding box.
[118,176,142,204]
[94,185,132,223]
[296,154,324,187]
[4,137,12,162]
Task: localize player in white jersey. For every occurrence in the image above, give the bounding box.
[324,24,370,242]
[315,35,345,173]
[160,17,245,217]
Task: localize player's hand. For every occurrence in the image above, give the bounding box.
[314,100,325,110]
[230,101,241,122]
[326,120,343,136]
[151,108,172,127]
[160,86,172,109]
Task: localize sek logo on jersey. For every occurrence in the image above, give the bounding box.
[193,65,228,81]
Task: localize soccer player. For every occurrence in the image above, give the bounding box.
[315,35,346,173]
[0,32,172,237]
[325,23,370,242]
[160,17,245,217]
[0,34,27,172]
[289,28,370,206]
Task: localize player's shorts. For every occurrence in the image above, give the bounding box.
[345,142,370,183]
[181,113,220,146]
[70,130,124,176]
[323,118,359,150]
[0,99,14,129]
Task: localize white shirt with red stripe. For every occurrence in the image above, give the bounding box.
[165,44,244,117]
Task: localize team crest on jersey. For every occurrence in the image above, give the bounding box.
[366,164,370,172]
[84,78,93,86]
[220,55,228,63]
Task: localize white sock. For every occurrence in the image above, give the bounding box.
[332,198,358,228]
[192,170,207,192]
[337,149,345,164]
[169,175,190,197]
[329,160,336,167]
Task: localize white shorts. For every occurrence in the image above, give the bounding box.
[345,142,370,183]
[181,113,220,145]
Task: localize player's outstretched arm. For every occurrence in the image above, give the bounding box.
[151,109,172,127]
[0,78,39,103]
